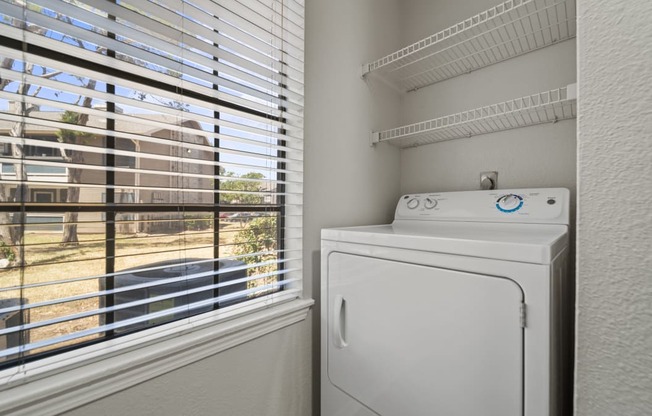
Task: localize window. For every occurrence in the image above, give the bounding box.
[0,0,303,368]
[23,136,62,158]
[32,189,55,203]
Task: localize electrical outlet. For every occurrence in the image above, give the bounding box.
[480,171,498,190]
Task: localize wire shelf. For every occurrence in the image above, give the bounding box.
[362,0,576,92]
[371,84,576,148]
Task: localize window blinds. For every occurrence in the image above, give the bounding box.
[0,0,304,365]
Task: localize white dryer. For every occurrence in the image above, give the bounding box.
[321,188,572,416]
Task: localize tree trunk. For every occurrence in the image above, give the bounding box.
[0,72,34,266]
[0,23,58,262]
[61,164,82,246]
[60,79,96,245]
[0,188,19,262]
[8,140,29,266]
[0,58,15,90]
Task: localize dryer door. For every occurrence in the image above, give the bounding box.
[327,253,524,416]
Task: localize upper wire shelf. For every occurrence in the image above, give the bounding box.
[371,84,577,148]
[362,0,576,92]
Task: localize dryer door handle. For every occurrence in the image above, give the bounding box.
[333,295,348,348]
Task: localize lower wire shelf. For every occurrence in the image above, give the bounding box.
[372,83,576,148]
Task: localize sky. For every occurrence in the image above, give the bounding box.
[0,2,293,179]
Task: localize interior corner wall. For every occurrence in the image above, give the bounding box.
[575,1,652,415]
[398,0,577,200]
[303,0,402,414]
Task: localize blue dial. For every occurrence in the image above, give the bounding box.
[496,194,524,213]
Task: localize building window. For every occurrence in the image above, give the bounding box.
[23,136,62,158]
[32,190,55,203]
[0,0,303,368]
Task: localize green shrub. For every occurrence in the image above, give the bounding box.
[0,240,16,262]
[233,216,277,278]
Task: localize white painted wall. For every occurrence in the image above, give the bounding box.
[399,0,577,198]
[303,0,402,413]
[303,0,402,247]
[63,318,312,416]
[575,1,652,415]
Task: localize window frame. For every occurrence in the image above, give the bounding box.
[0,0,306,375]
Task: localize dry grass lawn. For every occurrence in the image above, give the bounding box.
[0,221,267,355]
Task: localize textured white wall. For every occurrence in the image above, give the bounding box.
[575,1,652,415]
[303,0,402,413]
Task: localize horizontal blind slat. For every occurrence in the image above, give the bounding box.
[0,41,304,122]
[109,0,304,71]
[157,0,305,52]
[0,272,297,336]
[30,0,305,95]
[0,157,304,187]
[0,252,301,293]
[0,129,297,166]
[0,98,304,145]
[0,24,304,112]
[0,73,303,137]
[0,265,296,314]
[0,281,302,358]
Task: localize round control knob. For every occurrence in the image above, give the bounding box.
[496,194,523,213]
[407,198,420,209]
[424,197,437,209]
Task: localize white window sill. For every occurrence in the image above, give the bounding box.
[0,297,313,416]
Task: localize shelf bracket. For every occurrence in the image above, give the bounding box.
[361,63,371,78]
[370,131,380,147]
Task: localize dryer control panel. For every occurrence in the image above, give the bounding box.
[395,188,569,225]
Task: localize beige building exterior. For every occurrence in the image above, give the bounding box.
[0,108,213,235]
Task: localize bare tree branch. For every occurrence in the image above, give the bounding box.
[37,70,63,79]
[0,58,16,90]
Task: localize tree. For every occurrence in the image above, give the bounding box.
[0,11,96,258]
[233,215,277,277]
[0,42,59,265]
[0,90,29,263]
[220,172,266,205]
[56,105,96,246]
[1,4,199,251]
